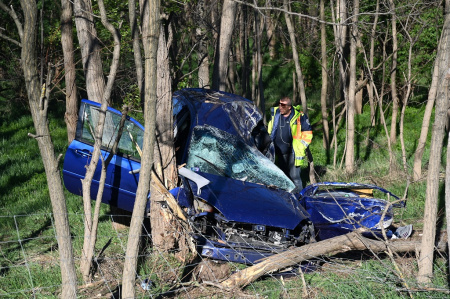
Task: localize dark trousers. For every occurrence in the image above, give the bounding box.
[276,152,303,192]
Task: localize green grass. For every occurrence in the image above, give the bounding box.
[0,108,129,297]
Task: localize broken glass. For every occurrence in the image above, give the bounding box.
[186,125,295,192]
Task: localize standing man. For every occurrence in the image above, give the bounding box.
[268,97,313,191]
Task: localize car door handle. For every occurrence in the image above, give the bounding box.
[75,149,92,158]
[129,168,140,174]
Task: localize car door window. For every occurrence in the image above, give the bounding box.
[80,104,143,160]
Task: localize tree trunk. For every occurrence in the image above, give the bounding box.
[367,0,380,127]
[122,0,160,296]
[196,0,210,88]
[221,231,448,289]
[388,0,399,145]
[253,10,265,112]
[331,0,348,168]
[79,0,122,282]
[73,0,105,102]
[149,23,190,260]
[283,0,308,115]
[413,62,438,181]
[418,9,450,284]
[377,29,395,174]
[320,0,329,150]
[355,72,364,114]
[228,48,237,94]
[128,0,144,101]
[61,0,78,143]
[5,0,78,296]
[266,0,277,59]
[212,0,237,91]
[345,0,358,174]
[446,131,450,273]
[242,6,251,98]
[399,25,415,179]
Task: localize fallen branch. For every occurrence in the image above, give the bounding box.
[221,230,448,289]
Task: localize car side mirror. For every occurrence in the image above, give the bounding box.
[178,167,210,196]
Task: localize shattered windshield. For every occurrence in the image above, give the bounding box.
[186,125,295,192]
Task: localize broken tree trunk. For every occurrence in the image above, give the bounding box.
[221,231,447,289]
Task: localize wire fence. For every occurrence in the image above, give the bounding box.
[0,211,449,298]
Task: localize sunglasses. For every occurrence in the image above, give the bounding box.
[279,103,291,108]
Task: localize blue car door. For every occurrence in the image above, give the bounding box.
[63,100,144,212]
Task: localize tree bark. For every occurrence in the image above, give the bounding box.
[129,0,144,100]
[345,0,358,174]
[122,0,160,296]
[283,0,308,115]
[253,10,265,112]
[266,0,277,59]
[367,0,380,127]
[79,0,122,282]
[399,22,415,179]
[73,0,105,102]
[331,0,348,167]
[196,0,210,88]
[2,0,78,296]
[212,0,237,91]
[320,0,329,150]
[388,0,399,145]
[446,130,450,273]
[413,62,438,181]
[149,23,190,259]
[221,231,448,289]
[61,0,78,143]
[417,9,450,284]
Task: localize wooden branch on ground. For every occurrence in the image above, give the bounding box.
[221,231,448,289]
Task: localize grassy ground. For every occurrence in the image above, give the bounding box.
[0,98,447,297]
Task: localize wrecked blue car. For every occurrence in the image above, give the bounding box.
[63,88,404,264]
[299,182,407,241]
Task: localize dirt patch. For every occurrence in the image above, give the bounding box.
[78,256,124,298]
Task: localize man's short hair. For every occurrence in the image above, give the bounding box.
[280,97,292,106]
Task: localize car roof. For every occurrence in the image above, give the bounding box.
[174,88,263,142]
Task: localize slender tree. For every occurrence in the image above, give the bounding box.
[283,0,308,115]
[418,3,450,284]
[345,0,358,174]
[367,0,380,127]
[388,0,399,145]
[196,0,211,88]
[122,0,160,295]
[73,0,105,102]
[212,0,237,91]
[129,0,144,99]
[320,0,329,150]
[79,0,122,282]
[60,0,78,143]
[0,0,77,296]
[413,61,439,181]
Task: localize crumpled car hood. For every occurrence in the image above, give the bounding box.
[190,172,309,230]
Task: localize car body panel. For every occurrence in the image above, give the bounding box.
[187,171,308,229]
[299,182,403,240]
